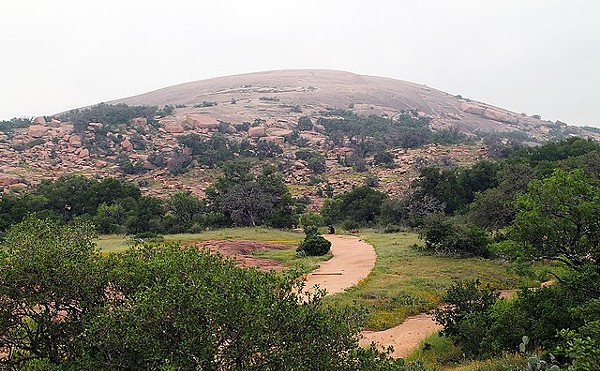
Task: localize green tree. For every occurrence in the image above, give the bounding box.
[418,214,491,257]
[433,280,499,357]
[297,115,313,131]
[0,218,107,367]
[510,169,600,272]
[322,186,388,226]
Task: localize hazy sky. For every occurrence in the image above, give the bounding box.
[1,0,599,126]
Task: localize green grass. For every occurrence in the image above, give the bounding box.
[406,333,526,370]
[324,230,539,330]
[96,227,304,255]
[253,248,332,274]
[96,227,327,273]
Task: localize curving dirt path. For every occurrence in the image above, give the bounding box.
[360,314,442,358]
[303,235,376,295]
[304,234,440,358]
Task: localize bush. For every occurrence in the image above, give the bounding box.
[383,224,402,233]
[342,219,360,231]
[297,235,331,256]
[433,280,500,358]
[418,215,491,257]
[298,116,313,131]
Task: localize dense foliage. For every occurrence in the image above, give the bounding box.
[431,149,600,367]
[321,186,388,227]
[58,103,159,133]
[0,117,31,133]
[0,219,413,370]
[318,110,467,153]
[0,164,304,235]
[206,162,303,228]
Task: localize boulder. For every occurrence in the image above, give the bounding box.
[28,125,48,138]
[68,135,82,148]
[248,126,267,138]
[164,123,184,134]
[260,136,285,145]
[268,129,293,137]
[121,139,134,152]
[184,114,219,129]
[78,148,90,158]
[32,117,46,125]
[87,122,103,131]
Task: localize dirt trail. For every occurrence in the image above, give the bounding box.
[304,235,440,358]
[360,314,442,358]
[303,235,376,295]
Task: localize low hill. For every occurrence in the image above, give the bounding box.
[0,69,597,203]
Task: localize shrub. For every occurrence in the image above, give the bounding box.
[297,235,331,256]
[433,280,500,358]
[418,214,491,257]
[297,116,313,131]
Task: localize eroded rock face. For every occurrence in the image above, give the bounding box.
[482,108,519,124]
[460,102,486,116]
[460,102,518,124]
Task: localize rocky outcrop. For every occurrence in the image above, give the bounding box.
[460,102,518,124]
[482,108,519,124]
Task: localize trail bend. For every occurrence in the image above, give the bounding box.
[304,234,440,358]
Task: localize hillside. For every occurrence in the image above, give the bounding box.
[0,69,597,203]
[113,69,589,140]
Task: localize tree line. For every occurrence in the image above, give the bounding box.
[0,162,308,237]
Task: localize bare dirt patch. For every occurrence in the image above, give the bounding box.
[188,240,290,271]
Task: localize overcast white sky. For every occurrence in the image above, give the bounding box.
[1,0,599,126]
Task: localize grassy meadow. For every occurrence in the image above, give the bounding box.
[323,230,540,330]
[98,227,541,332]
[96,227,304,255]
